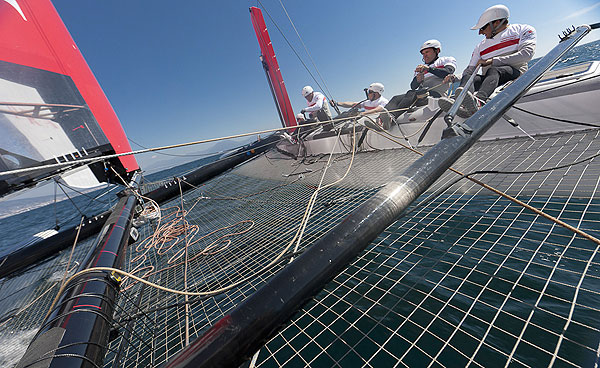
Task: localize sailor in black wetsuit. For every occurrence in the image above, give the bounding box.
[383,40,457,125]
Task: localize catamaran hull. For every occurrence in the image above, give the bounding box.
[279,61,600,156]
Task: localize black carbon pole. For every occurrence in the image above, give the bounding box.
[17,174,141,368]
[163,24,593,368]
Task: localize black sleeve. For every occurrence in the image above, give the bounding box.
[410,76,421,90]
[428,65,455,79]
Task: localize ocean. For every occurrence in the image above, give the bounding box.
[0,154,219,257]
[1,38,599,367]
[2,39,598,257]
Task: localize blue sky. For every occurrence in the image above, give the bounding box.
[46,0,600,168]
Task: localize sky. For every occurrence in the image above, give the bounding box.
[47,0,600,168]
[2,0,600,203]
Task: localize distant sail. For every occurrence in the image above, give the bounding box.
[0,0,138,196]
[250,7,297,129]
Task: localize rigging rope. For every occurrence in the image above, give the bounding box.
[256,0,334,103]
[44,118,362,315]
[512,105,600,128]
[366,128,600,246]
[275,0,337,103]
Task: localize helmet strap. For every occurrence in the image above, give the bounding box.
[490,19,508,37]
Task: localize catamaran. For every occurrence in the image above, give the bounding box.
[1,1,600,367]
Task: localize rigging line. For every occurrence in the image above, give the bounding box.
[276,0,336,102]
[54,180,59,229]
[60,216,85,291]
[51,122,362,309]
[368,129,600,245]
[177,178,191,346]
[292,117,355,260]
[511,105,600,128]
[402,161,600,246]
[56,180,86,219]
[52,185,117,230]
[256,0,329,99]
[113,250,306,325]
[0,123,299,177]
[56,180,112,205]
[128,137,220,158]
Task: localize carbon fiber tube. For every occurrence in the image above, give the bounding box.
[164,25,592,368]
[144,135,280,204]
[17,187,139,368]
[0,136,280,280]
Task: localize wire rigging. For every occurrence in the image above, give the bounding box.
[256,0,333,103]
[276,0,337,103]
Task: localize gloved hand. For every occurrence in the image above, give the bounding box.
[300,109,306,114]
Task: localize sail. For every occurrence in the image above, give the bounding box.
[250,6,297,129]
[0,0,138,196]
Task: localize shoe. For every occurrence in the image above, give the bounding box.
[282,132,297,144]
[438,97,454,112]
[461,91,480,117]
[379,112,393,130]
[437,96,471,119]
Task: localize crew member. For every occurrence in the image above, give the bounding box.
[439,4,536,117]
[384,39,457,124]
[300,86,332,123]
[333,82,388,116]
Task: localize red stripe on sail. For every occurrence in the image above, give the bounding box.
[0,0,138,172]
[480,38,520,58]
[250,7,296,130]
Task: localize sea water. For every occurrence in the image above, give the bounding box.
[0,39,599,367]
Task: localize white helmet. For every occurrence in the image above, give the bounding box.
[296,113,305,120]
[301,85,313,97]
[368,82,384,95]
[420,39,442,53]
[471,4,510,30]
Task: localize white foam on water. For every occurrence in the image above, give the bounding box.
[0,328,37,367]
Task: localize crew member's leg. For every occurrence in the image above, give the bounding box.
[385,90,418,118]
[475,65,520,100]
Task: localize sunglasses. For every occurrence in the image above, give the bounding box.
[479,23,490,32]
[368,90,376,94]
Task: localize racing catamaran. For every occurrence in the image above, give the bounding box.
[1,2,600,367]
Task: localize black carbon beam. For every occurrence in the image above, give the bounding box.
[143,134,280,204]
[0,135,280,280]
[163,25,593,368]
[0,211,110,279]
[16,178,139,368]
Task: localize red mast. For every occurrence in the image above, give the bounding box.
[250,7,297,130]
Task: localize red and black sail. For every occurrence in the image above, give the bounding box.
[0,0,139,196]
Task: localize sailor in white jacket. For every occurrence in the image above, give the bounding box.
[440,4,536,117]
[300,86,332,122]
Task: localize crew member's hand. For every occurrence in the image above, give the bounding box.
[414,64,428,73]
[478,58,493,67]
[300,109,306,114]
[443,74,457,84]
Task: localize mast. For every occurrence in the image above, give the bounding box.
[250,7,297,130]
[163,24,596,368]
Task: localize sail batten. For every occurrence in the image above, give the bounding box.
[0,0,138,197]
